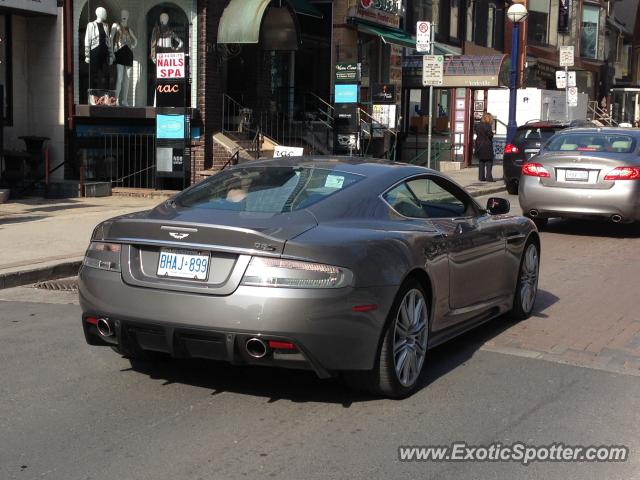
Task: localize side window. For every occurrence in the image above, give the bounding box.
[406,177,472,218]
[383,183,429,218]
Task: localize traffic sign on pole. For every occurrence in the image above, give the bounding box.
[422,55,444,86]
[416,21,431,53]
[567,87,578,107]
[559,46,574,67]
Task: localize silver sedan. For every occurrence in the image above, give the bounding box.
[519,127,640,228]
[79,157,540,398]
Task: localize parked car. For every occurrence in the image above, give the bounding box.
[503,121,572,194]
[79,157,540,398]
[519,127,640,228]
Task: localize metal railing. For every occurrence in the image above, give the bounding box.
[359,107,398,160]
[104,133,156,189]
[406,142,454,171]
[588,101,617,126]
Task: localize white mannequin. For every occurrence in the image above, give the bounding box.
[110,10,138,106]
[84,7,113,65]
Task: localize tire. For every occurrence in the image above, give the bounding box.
[505,180,519,195]
[511,240,540,321]
[345,280,430,398]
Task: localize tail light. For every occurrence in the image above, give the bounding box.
[504,144,520,154]
[83,242,122,272]
[522,162,551,178]
[240,257,353,289]
[603,166,640,181]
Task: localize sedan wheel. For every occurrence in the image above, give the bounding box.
[344,281,430,398]
[393,289,429,388]
[511,241,540,320]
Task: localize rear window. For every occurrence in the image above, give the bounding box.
[175,166,363,213]
[546,133,636,153]
[514,127,562,143]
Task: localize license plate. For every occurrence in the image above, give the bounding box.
[157,249,209,280]
[565,169,589,181]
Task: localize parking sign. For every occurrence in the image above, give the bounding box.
[416,21,431,53]
[567,87,578,107]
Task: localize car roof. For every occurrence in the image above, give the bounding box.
[555,127,640,135]
[518,121,570,129]
[232,155,434,179]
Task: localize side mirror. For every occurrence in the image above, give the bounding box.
[486,197,510,215]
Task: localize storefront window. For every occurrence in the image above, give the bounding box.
[450,0,459,39]
[409,0,435,33]
[465,0,474,42]
[75,1,193,107]
[487,4,496,48]
[527,0,550,46]
[580,5,599,59]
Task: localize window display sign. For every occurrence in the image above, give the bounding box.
[335,84,359,103]
[156,114,186,139]
[156,82,186,108]
[371,84,396,104]
[372,104,397,129]
[156,52,185,79]
[335,63,360,83]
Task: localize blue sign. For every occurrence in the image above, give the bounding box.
[335,84,358,104]
[156,114,186,139]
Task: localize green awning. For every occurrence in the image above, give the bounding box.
[287,0,323,18]
[217,0,271,44]
[354,21,416,48]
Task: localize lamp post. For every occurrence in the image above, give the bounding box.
[506,3,528,143]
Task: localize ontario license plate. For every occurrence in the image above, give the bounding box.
[157,249,209,280]
[565,169,589,181]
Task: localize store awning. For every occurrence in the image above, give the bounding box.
[217,0,321,44]
[353,20,416,48]
[441,55,509,87]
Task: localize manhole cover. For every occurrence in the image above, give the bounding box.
[32,277,78,292]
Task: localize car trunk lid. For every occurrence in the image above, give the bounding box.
[536,151,629,189]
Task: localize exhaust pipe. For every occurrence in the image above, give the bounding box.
[611,214,622,223]
[529,209,539,218]
[96,318,113,337]
[245,338,268,359]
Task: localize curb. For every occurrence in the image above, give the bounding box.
[0,260,82,290]
[468,185,508,198]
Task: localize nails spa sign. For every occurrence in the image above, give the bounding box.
[156,53,185,79]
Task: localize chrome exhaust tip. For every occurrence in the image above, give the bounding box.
[245,338,268,359]
[96,318,113,337]
[529,209,539,218]
[611,214,622,223]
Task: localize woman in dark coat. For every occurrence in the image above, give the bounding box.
[475,112,495,182]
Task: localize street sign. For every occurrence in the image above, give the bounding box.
[422,55,444,86]
[416,21,431,53]
[567,86,578,107]
[559,46,574,67]
[555,70,576,89]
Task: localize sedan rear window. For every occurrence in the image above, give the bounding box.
[175,166,363,213]
[514,127,561,143]
[546,133,635,153]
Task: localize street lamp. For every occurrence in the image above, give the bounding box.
[506,3,528,143]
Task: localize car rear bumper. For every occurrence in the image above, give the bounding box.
[503,158,523,182]
[519,177,640,221]
[79,266,398,376]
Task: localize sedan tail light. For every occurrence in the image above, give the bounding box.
[83,242,122,272]
[522,162,551,178]
[504,143,520,154]
[603,166,640,181]
[241,257,353,289]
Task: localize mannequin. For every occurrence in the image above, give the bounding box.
[110,10,138,106]
[150,13,184,63]
[84,7,114,90]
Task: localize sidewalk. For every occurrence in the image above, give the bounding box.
[0,165,505,288]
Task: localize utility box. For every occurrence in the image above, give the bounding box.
[487,88,589,136]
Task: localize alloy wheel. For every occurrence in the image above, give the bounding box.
[393,289,429,387]
[519,243,539,314]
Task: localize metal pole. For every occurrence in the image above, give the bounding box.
[565,65,569,121]
[427,25,435,169]
[506,22,520,144]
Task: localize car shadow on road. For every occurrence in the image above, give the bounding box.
[122,290,560,405]
[543,219,640,238]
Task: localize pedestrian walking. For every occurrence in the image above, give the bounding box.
[475,113,495,182]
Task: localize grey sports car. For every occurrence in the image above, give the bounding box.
[79,157,540,398]
[519,127,640,228]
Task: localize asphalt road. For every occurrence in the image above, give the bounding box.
[1,193,639,480]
